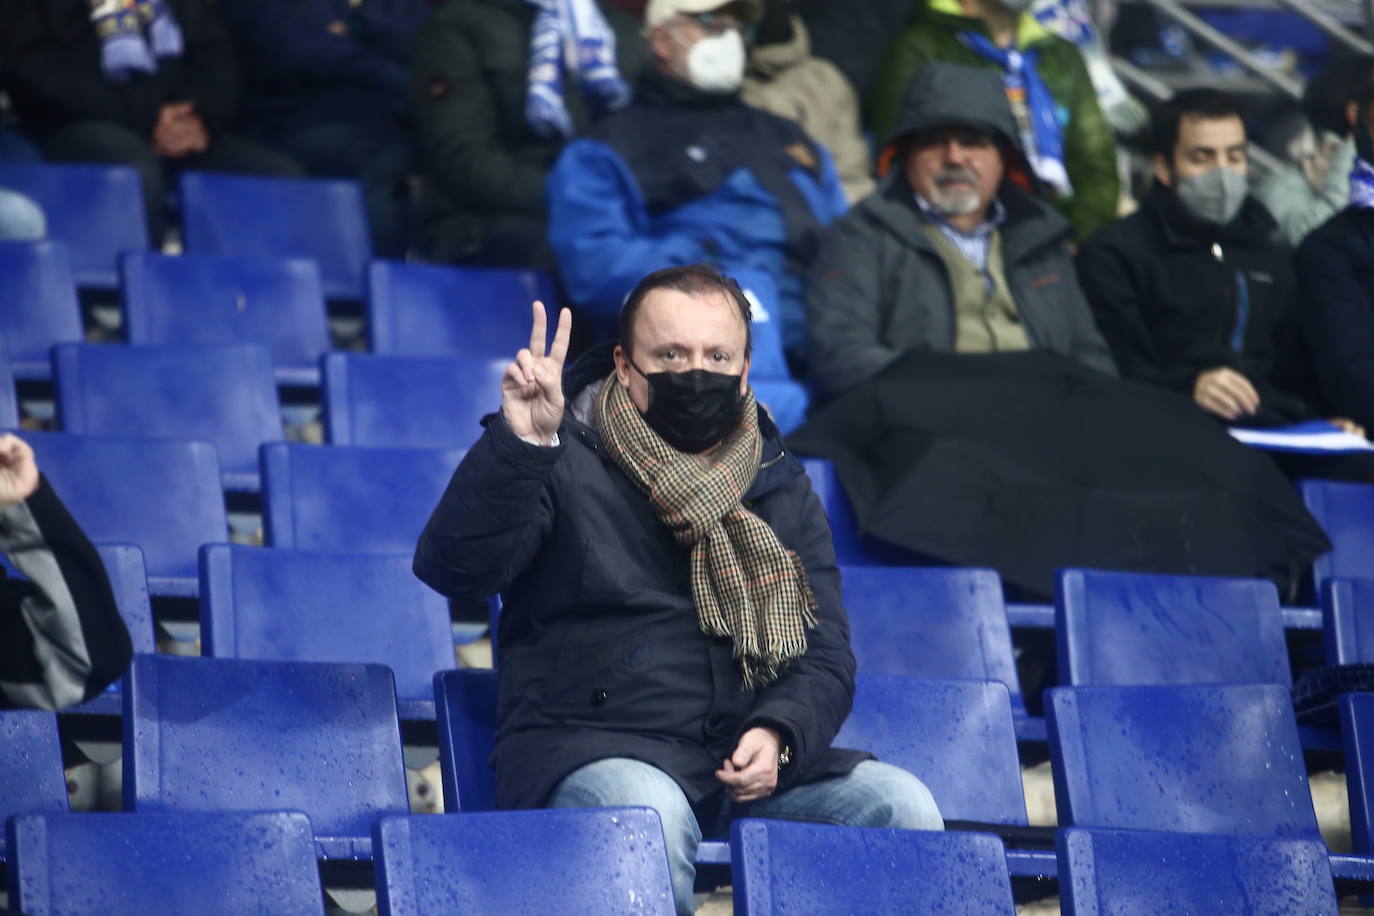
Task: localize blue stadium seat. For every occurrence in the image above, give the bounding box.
[6,811,324,916]
[66,544,155,716]
[0,710,67,862]
[367,260,558,357]
[750,378,808,437]
[800,458,917,566]
[124,654,409,859]
[1302,479,1374,591]
[260,442,463,553]
[731,820,1015,916]
[1323,578,1374,664]
[180,171,371,300]
[54,342,282,492]
[119,251,330,386]
[0,163,148,288]
[1058,828,1338,916]
[20,431,227,596]
[0,240,83,380]
[1340,694,1374,857]
[374,808,675,916]
[323,353,505,449]
[199,544,454,719]
[434,668,498,813]
[0,337,17,428]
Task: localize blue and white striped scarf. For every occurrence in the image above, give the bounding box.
[524,0,630,139]
[1351,158,1374,211]
[89,0,183,82]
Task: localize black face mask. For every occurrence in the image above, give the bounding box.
[630,361,744,453]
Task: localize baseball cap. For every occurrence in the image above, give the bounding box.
[644,0,763,28]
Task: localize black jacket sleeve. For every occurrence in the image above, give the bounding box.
[176,0,242,133]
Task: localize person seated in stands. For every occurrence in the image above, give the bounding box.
[217,0,430,259]
[1,434,132,711]
[2,0,301,245]
[868,0,1119,240]
[545,0,849,362]
[805,62,1115,402]
[409,0,645,270]
[413,263,943,916]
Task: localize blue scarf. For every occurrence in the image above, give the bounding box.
[1351,157,1374,210]
[524,0,630,139]
[959,29,1073,197]
[90,0,183,82]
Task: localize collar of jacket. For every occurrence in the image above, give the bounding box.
[635,67,744,110]
[1144,182,1278,251]
[922,0,1055,49]
[746,15,811,78]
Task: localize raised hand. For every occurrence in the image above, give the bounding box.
[0,433,39,508]
[502,301,572,445]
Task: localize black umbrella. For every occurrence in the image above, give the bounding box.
[789,350,1331,599]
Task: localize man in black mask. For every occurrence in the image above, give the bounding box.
[413,263,943,916]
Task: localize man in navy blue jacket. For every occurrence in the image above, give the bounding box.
[414,264,942,916]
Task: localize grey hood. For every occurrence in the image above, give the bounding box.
[884,61,1024,156]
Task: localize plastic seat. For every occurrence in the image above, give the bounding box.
[367,260,558,357]
[119,251,329,386]
[180,171,371,300]
[1323,578,1374,665]
[800,458,917,566]
[0,163,148,288]
[1058,827,1337,915]
[54,342,282,492]
[6,811,324,916]
[260,442,463,552]
[0,337,17,428]
[731,820,1015,916]
[124,653,409,859]
[200,544,454,719]
[750,378,808,436]
[20,431,227,596]
[0,710,68,862]
[0,240,83,380]
[65,544,156,716]
[374,808,674,916]
[1302,479,1374,591]
[323,353,506,449]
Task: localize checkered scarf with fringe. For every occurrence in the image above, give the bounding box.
[595,373,819,690]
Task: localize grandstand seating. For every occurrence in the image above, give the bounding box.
[800,458,917,566]
[123,654,409,859]
[1302,479,1374,591]
[6,811,325,916]
[0,163,148,289]
[434,669,498,813]
[0,240,83,381]
[0,710,68,862]
[0,337,17,428]
[65,544,156,716]
[119,251,330,386]
[180,171,371,300]
[731,820,1016,915]
[53,342,281,492]
[1341,694,1374,857]
[199,545,453,719]
[1323,578,1374,665]
[373,808,675,916]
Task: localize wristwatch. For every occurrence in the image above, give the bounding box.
[777,744,792,770]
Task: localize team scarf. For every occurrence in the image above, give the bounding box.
[524,0,631,139]
[1351,157,1374,210]
[90,0,183,82]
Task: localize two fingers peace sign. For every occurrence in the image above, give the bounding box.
[501,301,573,445]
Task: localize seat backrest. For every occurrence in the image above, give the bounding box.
[0,163,147,288]
[373,808,675,916]
[0,336,17,428]
[1047,683,1319,838]
[323,353,505,449]
[20,431,226,594]
[834,674,1028,826]
[1057,827,1338,916]
[199,544,453,713]
[54,343,281,491]
[731,820,1015,916]
[0,711,68,861]
[0,240,82,378]
[95,543,155,654]
[180,171,371,299]
[1055,569,1291,688]
[842,567,1024,715]
[119,251,328,384]
[434,668,499,812]
[124,654,409,859]
[366,260,557,357]
[6,811,324,916]
[1302,479,1374,590]
[260,443,463,553]
[800,458,915,566]
[1323,578,1374,665]
[1340,693,1374,855]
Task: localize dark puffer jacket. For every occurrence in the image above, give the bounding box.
[1297,206,1374,429]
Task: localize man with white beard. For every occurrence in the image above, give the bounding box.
[804,62,1115,400]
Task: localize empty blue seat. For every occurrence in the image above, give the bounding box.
[54,342,282,492]
[1341,694,1374,857]
[66,544,155,716]
[0,163,148,288]
[124,653,409,859]
[0,710,67,862]
[180,171,371,300]
[0,240,83,380]
[20,431,227,596]
[323,353,505,449]
[199,544,454,719]
[1303,479,1374,590]
[374,808,674,916]
[261,442,463,552]
[0,337,16,428]
[434,669,499,812]
[119,251,330,386]
[6,811,324,916]
[1058,827,1338,916]
[367,260,557,357]
[731,820,1015,916]
[1323,578,1374,664]
[750,378,808,436]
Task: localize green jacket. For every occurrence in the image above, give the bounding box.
[867,0,1118,240]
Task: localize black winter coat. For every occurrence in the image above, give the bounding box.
[1297,207,1374,429]
[413,353,869,810]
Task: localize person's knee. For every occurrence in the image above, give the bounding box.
[548,758,699,840]
[849,761,945,831]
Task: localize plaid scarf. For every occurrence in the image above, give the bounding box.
[595,374,819,689]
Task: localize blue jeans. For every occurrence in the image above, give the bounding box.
[0,188,45,240]
[548,758,943,916]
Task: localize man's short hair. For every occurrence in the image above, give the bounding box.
[1151,89,1246,157]
[618,264,753,358]
[1303,54,1374,137]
